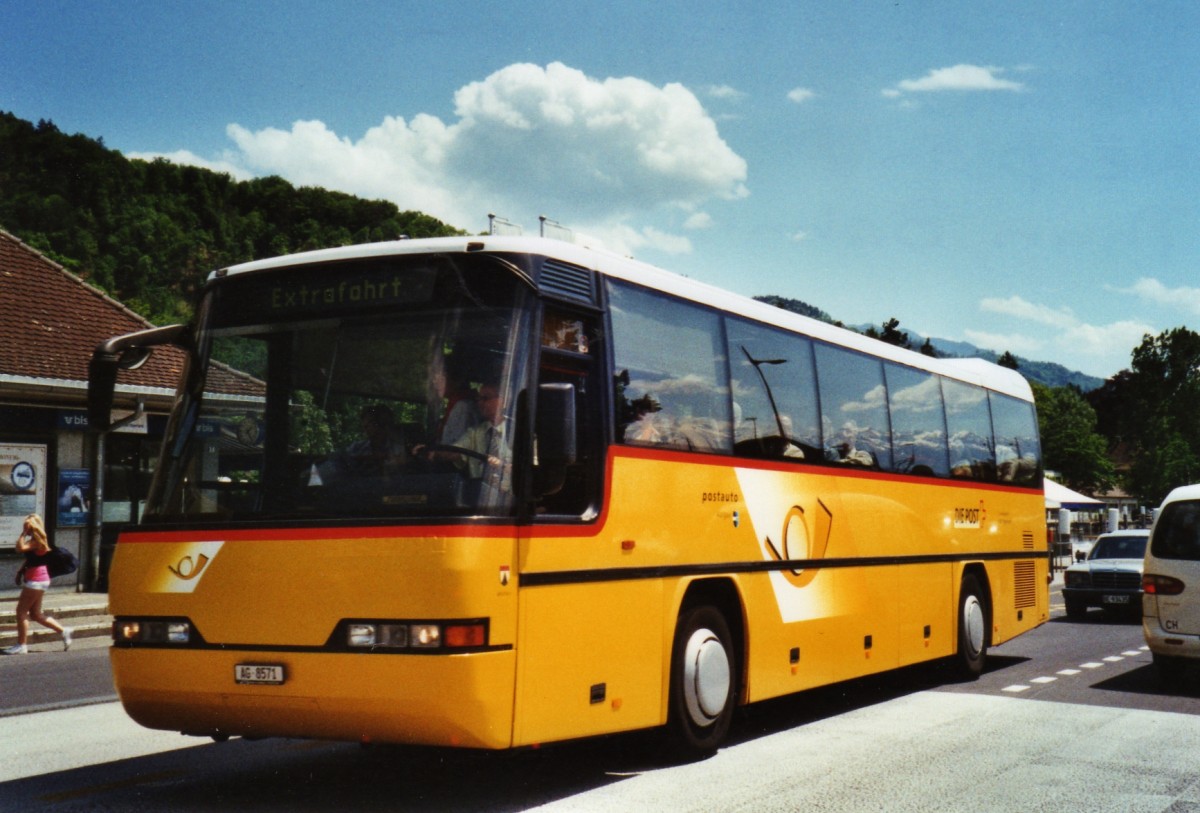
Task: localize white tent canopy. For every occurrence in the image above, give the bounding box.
[1044,477,1104,511]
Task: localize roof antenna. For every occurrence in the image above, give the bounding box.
[488,213,523,236]
[539,215,574,242]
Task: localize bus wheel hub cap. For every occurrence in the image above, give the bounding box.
[684,628,730,725]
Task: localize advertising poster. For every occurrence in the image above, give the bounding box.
[0,444,47,543]
[57,468,92,527]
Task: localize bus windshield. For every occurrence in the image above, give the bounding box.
[145,253,534,522]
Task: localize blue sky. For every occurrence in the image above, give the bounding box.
[5,1,1199,378]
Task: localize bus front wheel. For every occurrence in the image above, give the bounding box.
[954,574,989,680]
[667,606,736,758]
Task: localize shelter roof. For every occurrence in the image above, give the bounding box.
[1045,477,1105,510]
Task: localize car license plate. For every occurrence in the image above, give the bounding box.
[235,663,286,685]
[1102,594,1130,605]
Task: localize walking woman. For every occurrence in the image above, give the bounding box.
[4,513,72,654]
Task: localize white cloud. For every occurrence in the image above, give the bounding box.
[791,230,809,242]
[683,212,713,230]
[706,84,744,100]
[1116,277,1200,316]
[787,87,816,104]
[640,227,694,255]
[962,329,1043,355]
[1057,319,1155,364]
[885,64,1025,97]
[585,222,694,257]
[131,62,749,238]
[979,295,1071,327]
[972,293,1155,377]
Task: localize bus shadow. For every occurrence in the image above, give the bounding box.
[1092,662,1200,700]
[1,659,1041,811]
[728,655,1033,748]
[0,735,638,813]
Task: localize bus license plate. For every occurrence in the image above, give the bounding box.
[235,664,286,685]
[1102,594,1129,605]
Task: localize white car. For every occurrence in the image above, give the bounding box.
[1062,530,1150,619]
[1143,484,1200,685]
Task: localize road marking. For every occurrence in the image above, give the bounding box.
[994,645,1154,694]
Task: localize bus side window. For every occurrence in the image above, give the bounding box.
[814,343,893,470]
[726,317,821,461]
[943,378,996,481]
[608,281,731,454]
[990,392,1041,485]
[885,363,950,477]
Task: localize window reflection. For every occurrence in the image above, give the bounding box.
[886,364,949,477]
[609,282,732,454]
[814,344,893,470]
[943,378,995,480]
[726,318,821,461]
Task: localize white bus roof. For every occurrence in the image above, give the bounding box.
[215,235,1033,401]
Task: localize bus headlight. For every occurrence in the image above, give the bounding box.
[347,623,408,648]
[410,624,441,648]
[113,618,194,645]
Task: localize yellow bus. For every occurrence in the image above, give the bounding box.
[89,235,1047,755]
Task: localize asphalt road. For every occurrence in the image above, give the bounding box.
[3,587,1200,811]
[0,640,115,716]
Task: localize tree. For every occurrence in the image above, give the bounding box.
[1032,382,1115,494]
[753,295,832,322]
[997,351,1020,370]
[1107,327,1200,503]
[878,317,911,349]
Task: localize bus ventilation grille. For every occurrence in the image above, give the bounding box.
[1021,530,1035,549]
[1013,560,1037,609]
[539,260,598,304]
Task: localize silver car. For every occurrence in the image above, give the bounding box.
[1063,529,1150,619]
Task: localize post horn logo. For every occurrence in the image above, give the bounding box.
[763,499,833,589]
[168,553,210,581]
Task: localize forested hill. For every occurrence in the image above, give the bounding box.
[0,112,463,324]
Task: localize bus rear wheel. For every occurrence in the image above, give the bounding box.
[954,574,989,680]
[667,606,736,758]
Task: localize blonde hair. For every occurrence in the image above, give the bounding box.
[22,513,50,554]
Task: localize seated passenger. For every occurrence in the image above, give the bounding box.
[432,361,480,445]
[420,383,511,490]
[322,404,409,480]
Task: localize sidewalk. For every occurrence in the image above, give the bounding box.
[0,590,111,651]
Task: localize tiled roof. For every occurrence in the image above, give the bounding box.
[0,228,183,390]
[0,229,261,399]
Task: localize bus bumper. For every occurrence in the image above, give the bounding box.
[111,647,517,749]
